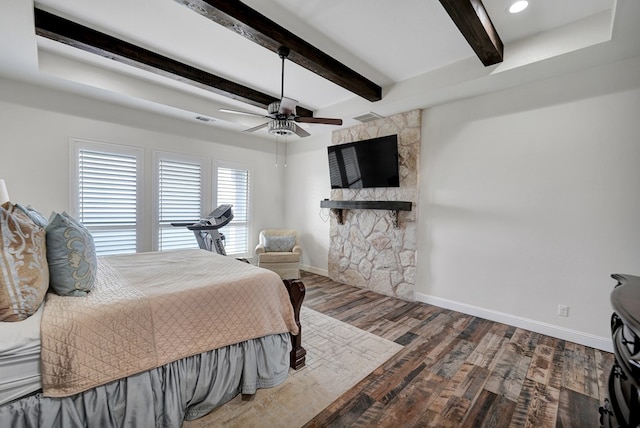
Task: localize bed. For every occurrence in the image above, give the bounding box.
[0,248,306,427]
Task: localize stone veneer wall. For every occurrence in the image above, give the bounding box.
[328,110,420,300]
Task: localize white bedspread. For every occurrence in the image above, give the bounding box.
[0,304,43,405]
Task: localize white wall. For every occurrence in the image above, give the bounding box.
[285,55,640,348]
[419,55,640,344]
[282,134,332,275]
[0,77,285,253]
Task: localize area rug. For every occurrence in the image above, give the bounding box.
[183,306,403,427]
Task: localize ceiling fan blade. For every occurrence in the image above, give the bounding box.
[295,116,343,126]
[242,122,270,133]
[293,124,311,138]
[279,97,298,116]
[219,108,267,118]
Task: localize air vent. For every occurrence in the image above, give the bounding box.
[195,116,213,122]
[352,111,385,123]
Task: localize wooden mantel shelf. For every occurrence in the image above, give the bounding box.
[320,200,412,211]
[320,200,412,227]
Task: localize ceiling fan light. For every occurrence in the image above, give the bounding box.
[268,120,296,136]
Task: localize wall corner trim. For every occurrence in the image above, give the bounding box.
[301,265,329,277]
[415,292,613,352]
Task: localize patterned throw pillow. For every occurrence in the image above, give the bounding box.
[46,212,97,296]
[0,203,49,321]
[263,235,296,252]
[16,203,48,227]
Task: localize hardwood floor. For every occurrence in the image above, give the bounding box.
[299,271,613,428]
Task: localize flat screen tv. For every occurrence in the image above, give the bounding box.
[328,134,399,189]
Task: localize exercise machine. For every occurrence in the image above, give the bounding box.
[171,204,234,255]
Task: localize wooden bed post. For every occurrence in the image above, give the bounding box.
[283,279,306,369]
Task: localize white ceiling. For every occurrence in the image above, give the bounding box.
[1,0,638,139]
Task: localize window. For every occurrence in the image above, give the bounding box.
[215,162,250,256]
[156,154,204,250]
[72,140,142,256]
[71,140,253,256]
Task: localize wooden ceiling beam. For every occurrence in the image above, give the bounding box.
[175,0,383,102]
[33,8,314,117]
[438,0,504,66]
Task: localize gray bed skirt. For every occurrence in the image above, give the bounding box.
[0,333,291,428]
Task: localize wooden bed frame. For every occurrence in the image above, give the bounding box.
[238,257,305,369]
[283,279,306,369]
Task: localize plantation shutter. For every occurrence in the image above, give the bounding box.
[328,151,341,187]
[216,165,249,256]
[158,158,201,250]
[78,148,138,255]
[343,146,362,188]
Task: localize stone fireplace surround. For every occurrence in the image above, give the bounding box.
[327,110,420,300]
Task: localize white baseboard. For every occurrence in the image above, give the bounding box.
[300,264,328,277]
[416,292,613,352]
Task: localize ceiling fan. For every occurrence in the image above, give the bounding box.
[220,46,343,138]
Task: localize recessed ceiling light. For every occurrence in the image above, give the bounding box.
[508,0,529,14]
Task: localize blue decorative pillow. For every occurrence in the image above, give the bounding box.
[264,235,295,252]
[16,203,48,227]
[45,212,97,296]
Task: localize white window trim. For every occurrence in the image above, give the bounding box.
[213,159,253,258]
[69,138,144,252]
[152,150,210,251]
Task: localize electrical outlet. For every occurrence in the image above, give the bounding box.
[558,304,569,317]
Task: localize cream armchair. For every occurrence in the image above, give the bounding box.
[255,229,302,279]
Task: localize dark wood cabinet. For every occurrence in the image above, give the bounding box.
[600,274,640,427]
